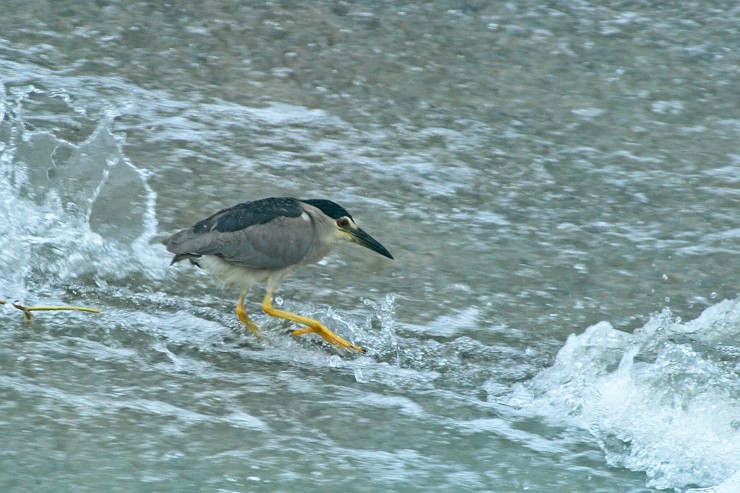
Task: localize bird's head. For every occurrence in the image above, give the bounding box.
[303,199,394,260]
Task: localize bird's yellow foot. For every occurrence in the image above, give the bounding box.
[236,305,259,335]
[236,296,259,335]
[291,324,364,353]
[261,291,363,353]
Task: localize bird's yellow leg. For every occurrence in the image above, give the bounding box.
[236,288,259,335]
[261,291,363,353]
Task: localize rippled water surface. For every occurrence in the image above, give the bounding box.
[1,1,738,492]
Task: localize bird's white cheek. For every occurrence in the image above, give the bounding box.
[328,228,349,243]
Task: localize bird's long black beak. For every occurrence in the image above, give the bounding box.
[351,228,394,259]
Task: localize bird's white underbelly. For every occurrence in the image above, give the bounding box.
[199,255,275,289]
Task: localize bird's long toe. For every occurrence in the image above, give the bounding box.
[291,325,363,353]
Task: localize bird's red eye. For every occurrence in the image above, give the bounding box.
[337,218,349,228]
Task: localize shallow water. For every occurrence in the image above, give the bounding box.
[1,1,738,492]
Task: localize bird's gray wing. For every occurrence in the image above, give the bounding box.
[164,198,314,269]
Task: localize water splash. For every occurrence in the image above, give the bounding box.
[0,83,164,298]
[510,299,740,491]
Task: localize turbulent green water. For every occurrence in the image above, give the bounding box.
[1,1,738,492]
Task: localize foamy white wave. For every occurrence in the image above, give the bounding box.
[687,470,740,493]
[510,299,740,491]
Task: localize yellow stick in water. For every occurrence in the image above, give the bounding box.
[1,299,102,322]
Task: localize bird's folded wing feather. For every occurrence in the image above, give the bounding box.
[165,214,314,270]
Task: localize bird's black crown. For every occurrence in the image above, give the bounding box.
[303,199,353,220]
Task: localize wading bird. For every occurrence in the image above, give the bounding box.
[163,197,393,352]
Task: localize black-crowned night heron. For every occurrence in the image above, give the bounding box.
[163,197,393,352]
